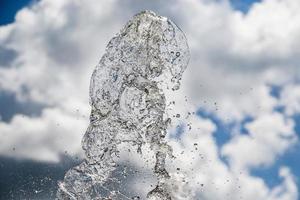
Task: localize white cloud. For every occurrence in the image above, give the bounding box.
[0,107,87,162]
[268,167,298,200]
[0,0,299,199]
[0,0,123,160]
[222,112,297,170]
[280,84,300,116]
[164,115,298,200]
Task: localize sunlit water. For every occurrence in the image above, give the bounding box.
[57,10,189,200]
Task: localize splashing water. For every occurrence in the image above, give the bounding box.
[57,10,189,200]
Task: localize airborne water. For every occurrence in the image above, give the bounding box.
[57,10,190,200]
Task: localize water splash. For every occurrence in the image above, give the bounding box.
[57,10,189,199]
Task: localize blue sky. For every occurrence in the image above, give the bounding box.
[0,0,261,26]
[197,84,300,191]
[229,0,262,13]
[198,104,300,191]
[1,0,300,199]
[0,0,35,25]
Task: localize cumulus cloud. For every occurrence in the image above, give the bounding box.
[222,112,297,170]
[0,107,87,162]
[0,0,300,199]
[0,0,123,160]
[280,84,300,116]
[165,115,298,200]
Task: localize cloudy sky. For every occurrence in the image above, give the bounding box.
[0,0,300,199]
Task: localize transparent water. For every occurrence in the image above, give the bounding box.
[57,10,189,200]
